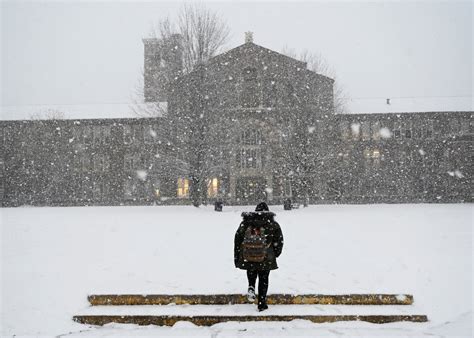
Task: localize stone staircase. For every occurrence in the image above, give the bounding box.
[73,293,428,326]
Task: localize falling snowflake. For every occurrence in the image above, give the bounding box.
[136,170,148,181]
[351,123,360,135]
[379,127,392,139]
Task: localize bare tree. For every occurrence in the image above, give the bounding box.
[281,47,348,114]
[133,3,230,119]
[151,3,230,74]
[131,4,230,206]
[30,108,65,120]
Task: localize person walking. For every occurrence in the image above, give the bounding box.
[234,202,284,311]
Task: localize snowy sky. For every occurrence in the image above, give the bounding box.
[1,0,472,118]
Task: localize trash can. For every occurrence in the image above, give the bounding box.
[283,198,292,210]
[214,201,223,212]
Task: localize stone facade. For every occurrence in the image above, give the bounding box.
[0,38,472,207]
[165,40,334,205]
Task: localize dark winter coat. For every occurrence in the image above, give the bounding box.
[234,211,284,271]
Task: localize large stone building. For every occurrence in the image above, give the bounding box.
[0,35,472,207]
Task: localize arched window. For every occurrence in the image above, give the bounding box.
[240,67,259,108]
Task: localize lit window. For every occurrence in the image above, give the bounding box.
[207,178,219,198]
[153,180,161,198]
[364,149,381,165]
[177,178,189,198]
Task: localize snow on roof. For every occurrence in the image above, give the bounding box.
[0,102,167,121]
[346,96,472,114]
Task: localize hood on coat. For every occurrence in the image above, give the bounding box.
[241,211,276,223]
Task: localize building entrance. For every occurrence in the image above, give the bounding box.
[236,177,267,202]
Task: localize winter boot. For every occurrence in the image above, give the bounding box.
[258,299,268,312]
[247,286,256,302]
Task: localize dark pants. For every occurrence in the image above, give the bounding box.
[247,270,270,304]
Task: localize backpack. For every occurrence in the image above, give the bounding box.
[241,226,269,263]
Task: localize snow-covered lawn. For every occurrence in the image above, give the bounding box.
[1,204,472,337]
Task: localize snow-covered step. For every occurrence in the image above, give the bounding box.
[73,314,428,326]
[73,304,428,326]
[77,304,426,316]
[88,293,413,306]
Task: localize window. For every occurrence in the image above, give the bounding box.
[240,130,262,145]
[340,121,350,140]
[93,126,103,144]
[72,128,83,144]
[364,149,371,160]
[93,182,102,199]
[124,155,133,171]
[93,156,104,171]
[351,123,360,140]
[371,121,380,140]
[123,125,132,144]
[177,178,189,198]
[96,126,111,144]
[144,126,157,144]
[133,125,143,143]
[207,178,219,198]
[449,119,460,135]
[460,118,470,135]
[240,67,259,108]
[82,157,92,171]
[238,149,259,169]
[83,126,92,145]
[372,149,381,166]
[266,79,278,107]
[152,179,161,198]
[361,122,370,140]
[124,179,136,199]
[414,128,423,139]
[364,148,382,166]
[405,130,412,138]
[423,120,434,138]
[393,122,402,139]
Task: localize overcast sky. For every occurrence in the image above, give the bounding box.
[1,0,472,117]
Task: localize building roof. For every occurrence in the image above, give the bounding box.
[346,97,472,114]
[0,102,167,121]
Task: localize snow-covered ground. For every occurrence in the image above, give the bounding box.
[1,204,472,337]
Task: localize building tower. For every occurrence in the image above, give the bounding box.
[143,34,183,102]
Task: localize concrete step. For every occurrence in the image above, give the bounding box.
[88,293,413,306]
[73,304,428,326]
[73,314,428,326]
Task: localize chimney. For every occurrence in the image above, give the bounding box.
[245,31,253,43]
